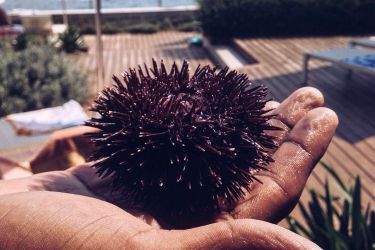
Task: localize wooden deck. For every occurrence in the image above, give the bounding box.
[72,32,211,96]
[74,32,374,222]
[234,36,375,201]
[232,36,375,225]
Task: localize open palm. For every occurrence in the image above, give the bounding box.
[0,87,337,249]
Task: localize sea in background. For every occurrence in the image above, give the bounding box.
[1,0,197,11]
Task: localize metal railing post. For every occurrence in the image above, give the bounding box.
[60,0,69,26]
[95,0,105,92]
[303,54,310,86]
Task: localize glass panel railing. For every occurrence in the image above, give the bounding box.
[1,0,198,11]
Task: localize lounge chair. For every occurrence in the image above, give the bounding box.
[303,47,375,85]
[349,37,375,49]
[4,100,88,135]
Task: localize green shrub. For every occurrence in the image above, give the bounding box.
[74,21,159,35]
[58,27,87,53]
[0,44,88,116]
[159,18,174,30]
[198,0,375,38]
[0,40,12,53]
[12,34,51,50]
[126,23,159,34]
[11,34,52,52]
[12,33,28,51]
[74,19,201,35]
[102,22,127,34]
[73,24,96,35]
[287,163,375,250]
[176,21,200,32]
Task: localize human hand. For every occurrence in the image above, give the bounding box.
[0,87,337,249]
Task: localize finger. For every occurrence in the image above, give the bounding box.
[263,101,296,161]
[273,87,324,127]
[264,100,280,112]
[263,101,287,150]
[232,107,338,222]
[265,88,324,150]
[275,107,338,186]
[159,219,320,249]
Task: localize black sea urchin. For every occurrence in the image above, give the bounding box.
[86,60,279,215]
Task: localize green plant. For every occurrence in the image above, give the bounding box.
[12,33,28,51]
[126,22,159,34]
[158,18,174,30]
[12,34,51,51]
[102,22,126,34]
[0,39,12,52]
[58,27,86,53]
[198,0,375,38]
[73,19,200,35]
[90,21,160,34]
[0,43,88,116]
[71,24,96,35]
[176,21,200,32]
[287,163,375,250]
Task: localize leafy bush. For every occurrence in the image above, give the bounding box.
[176,21,200,32]
[101,22,127,34]
[126,23,159,34]
[73,24,96,35]
[57,27,87,53]
[11,34,53,52]
[198,0,375,38]
[287,163,375,250]
[159,18,174,30]
[12,33,28,51]
[74,19,201,35]
[0,44,88,116]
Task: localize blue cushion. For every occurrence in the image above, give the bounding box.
[341,54,375,68]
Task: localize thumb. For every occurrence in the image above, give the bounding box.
[160,219,321,250]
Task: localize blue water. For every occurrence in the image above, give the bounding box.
[1,0,197,11]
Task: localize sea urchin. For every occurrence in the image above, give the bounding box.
[86,60,279,215]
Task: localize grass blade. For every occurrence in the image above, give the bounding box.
[320,162,350,196]
[351,177,363,249]
[324,179,334,227]
[340,200,350,238]
[286,216,311,238]
[309,190,326,228]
